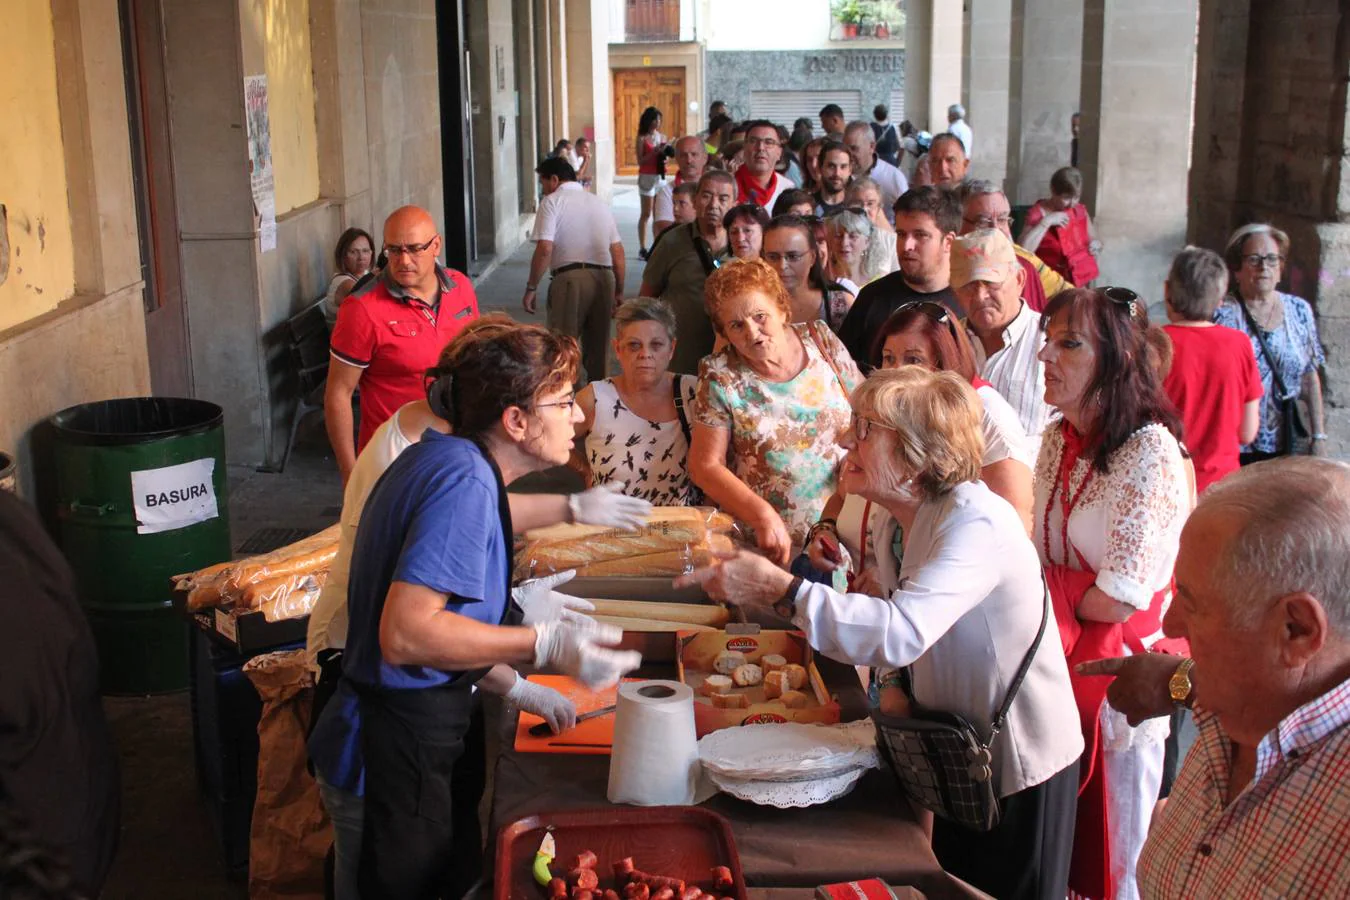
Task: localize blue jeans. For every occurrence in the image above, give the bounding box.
[316,775,363,900]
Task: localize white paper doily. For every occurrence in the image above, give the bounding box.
[697,720,878,781]
[707,766,867,808]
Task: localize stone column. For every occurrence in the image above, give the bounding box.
[1187,0,1251,252]
[312,0,373,230]
[1007,0,1082,205]
[905,0,965,135]
[564,0,614,202]
[963,0,1012,186]
[1079,0,1198,302]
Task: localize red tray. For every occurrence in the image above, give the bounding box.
[496,807,749,900]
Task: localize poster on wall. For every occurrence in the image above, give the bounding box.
[244,74,277,253]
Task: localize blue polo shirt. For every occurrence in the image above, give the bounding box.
[343,432,510,689]
[309,433,510,795]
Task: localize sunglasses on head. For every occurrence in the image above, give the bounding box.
[895,300,953,326]
[1100,286,1140,318]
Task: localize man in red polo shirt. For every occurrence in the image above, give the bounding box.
[325,206,479,484]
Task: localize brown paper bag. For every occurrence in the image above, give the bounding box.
[243,649,332,899]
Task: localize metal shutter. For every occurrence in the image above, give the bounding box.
[749,90,863,129]
[888,88,905,123]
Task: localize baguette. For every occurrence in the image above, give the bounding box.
[587,599,730,627]
[240,570,329,610]
[523,507,735,544]
[569,535,734,578]
[590,614,716,633]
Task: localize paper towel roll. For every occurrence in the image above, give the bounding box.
[607,680,701,806]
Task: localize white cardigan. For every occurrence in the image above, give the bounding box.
[791,480,1084,797]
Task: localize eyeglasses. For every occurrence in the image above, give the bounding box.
[1101,286,1140,318]
[534,393,577,412]
[851,412,897,442]
[383,236,438,258]
[1243,253,1285,270]
[746,137,781,148]
[962,214,1013,230]
[763,250,811,265]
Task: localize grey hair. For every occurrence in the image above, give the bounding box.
[1223,222,1291,272]
[948,103,966,118]
[846,175,881,199]
[1166,246,1229,321]
[959,179,1004,204]
[826,208,873,238]
[844,120,875,143]
[1200,458,1350,635]
[613,297,677,341]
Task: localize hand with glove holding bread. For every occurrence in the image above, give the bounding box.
[567,482,652,530]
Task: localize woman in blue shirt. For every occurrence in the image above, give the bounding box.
[320,322,641,899]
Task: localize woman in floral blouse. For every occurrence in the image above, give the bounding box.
[690,258,862,564]
[1213,223,1327,461]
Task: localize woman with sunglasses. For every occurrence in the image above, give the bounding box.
[1033,287,1191,900]
[762,215,855,331]
[803,300,1034,597]
[679,366,1082,900]
[845,177,899,282]
[309,319,643,899]
[1213,223,1326,461]
[690,258,861,565]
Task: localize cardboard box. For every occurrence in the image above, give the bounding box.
[677,627,840,736]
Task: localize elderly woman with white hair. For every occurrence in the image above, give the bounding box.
[1213,222,1327,462]
[844,177,899,281]
[681,366,1082,900]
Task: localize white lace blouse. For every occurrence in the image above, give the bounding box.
[1033,423,1188,611]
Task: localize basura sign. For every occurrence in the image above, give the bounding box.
[130,457,220,535]
[804,53,903,75]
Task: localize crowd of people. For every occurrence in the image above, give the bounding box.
[291,100,1345,900]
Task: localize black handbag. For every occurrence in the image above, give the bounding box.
[871,575,1050,832]
[1239,299,1309,455]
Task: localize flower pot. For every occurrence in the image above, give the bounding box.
[842,23,858,37]
[875,22,890,38]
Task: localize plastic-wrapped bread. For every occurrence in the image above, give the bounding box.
[701,675,733,696]
[545,534,734,579]
[522,507,736,544]
[782,663,808,690]
[518,512,737,578]
[763,670,787,699]
[731,664,763,687]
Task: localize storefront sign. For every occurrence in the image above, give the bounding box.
[804,53,903,75]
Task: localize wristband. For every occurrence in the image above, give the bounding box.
[1313,433,1329,441]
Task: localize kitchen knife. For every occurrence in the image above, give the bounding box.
[528,703,617,737]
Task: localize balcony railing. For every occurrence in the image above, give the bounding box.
[625,0,680,42]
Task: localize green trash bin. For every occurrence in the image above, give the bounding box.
[51,398,231,694]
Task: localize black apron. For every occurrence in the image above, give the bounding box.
[357,443,520,900]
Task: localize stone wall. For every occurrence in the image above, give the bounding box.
[1190,0,1350,455]
[705,49,905,129]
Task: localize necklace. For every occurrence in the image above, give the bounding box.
[1041,440,1094,567]
[1244,296,1284,332]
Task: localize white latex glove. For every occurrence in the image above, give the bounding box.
[533,621,642,689]
[568,483,652,530]
[504,671,577,734]
[512,570,596,626]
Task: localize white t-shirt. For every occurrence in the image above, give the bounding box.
[976,384,1035,470]
[949,119,974,157]
[530,181,621,268]
[653,181,674,225]
[867,158,910,224]
[306,405,417,666]
[968,303,1056,461]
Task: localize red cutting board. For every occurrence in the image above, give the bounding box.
[512,675,637,755]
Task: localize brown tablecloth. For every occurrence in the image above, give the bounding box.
[489,658,975,898]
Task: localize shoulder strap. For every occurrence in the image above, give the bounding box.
[1238,299,1292,398]
[990,569,1051,736]
[672,375,692,446]
[690,225,722,277]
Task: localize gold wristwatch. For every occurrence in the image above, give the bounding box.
[1168,657,1195,706]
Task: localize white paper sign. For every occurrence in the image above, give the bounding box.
[130,458,220,535]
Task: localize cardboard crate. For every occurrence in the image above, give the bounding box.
[676,627,839,736]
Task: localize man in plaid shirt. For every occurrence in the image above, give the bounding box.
[1080,457,1350,897]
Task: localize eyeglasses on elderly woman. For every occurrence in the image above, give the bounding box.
[850,411,898,442]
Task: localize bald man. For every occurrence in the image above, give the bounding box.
[843,120,908,223]
[653,136,709,235]
[326,206,480,484]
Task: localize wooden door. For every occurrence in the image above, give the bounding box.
[124,0,193,397]
[613,68,686,175]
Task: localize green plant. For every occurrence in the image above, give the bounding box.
[832,0,864,25]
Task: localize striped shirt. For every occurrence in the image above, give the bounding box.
[967,301,1055,462]
[1137,678,1350,897]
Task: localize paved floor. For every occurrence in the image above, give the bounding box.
[98,183,643,898]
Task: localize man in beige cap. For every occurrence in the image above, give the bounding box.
[955,228,1055,456]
